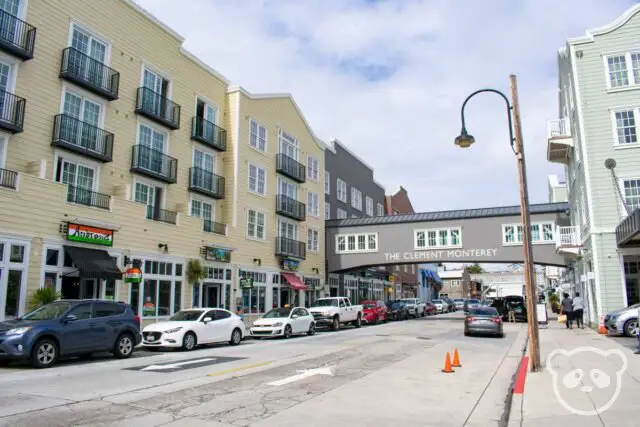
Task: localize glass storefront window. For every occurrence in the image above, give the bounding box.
[44,272,57,289]
[158,280,171,316]
[130,283,140,315]
[46,249,59,266]
[104,279,116,300]
[6,270,22,318]
[175,264,182,276]
[242,286,265,314]
[225,284,231,310]
[0,243,3,261]
[142,280,157,316]
[9,245,24,263]
[192,284,200,307]
[272,287,280,308]
[174,281,181,313]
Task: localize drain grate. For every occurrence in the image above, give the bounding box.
[416,336,432,340]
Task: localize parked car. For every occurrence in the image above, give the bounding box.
[464,307,504,338]
[454,299,465,310]
[308,297,364,330]
[424,301,437,316]
[0,300,140,369]
[250,307,315,339]
[431,299,446,314]
[463,299,481,313]
[141,308,245,350]
[443,298,456,313]
[362,300,388,324]
[389,301,411,320]
[400,298,426,317]
[604,303,640,337]
[490,296,528,322]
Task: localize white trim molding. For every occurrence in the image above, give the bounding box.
[413,227,463,250]
[335,232,379,254]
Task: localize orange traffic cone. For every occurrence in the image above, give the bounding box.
[442,352,454,373]
[452,348,462,367]
[598,316,608,335]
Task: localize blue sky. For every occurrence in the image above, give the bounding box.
[135,0,637,212]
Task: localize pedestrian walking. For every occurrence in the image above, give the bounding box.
[572,292,585,329]
[561,293,573,329]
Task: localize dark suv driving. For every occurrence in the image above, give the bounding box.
[0,299,141,368]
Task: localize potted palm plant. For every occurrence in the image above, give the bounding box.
[29,286,62,310]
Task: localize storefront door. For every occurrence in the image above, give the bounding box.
[204,283,220,308]
[0,239,28,321]
[80,278,99,299]
[280,287,291,307]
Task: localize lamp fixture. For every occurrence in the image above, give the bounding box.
[158,243,168,253]
[253,258,261,266]
[312,268,319,274]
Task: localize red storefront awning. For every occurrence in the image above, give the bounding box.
[281,272,308,291]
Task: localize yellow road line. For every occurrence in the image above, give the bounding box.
[207,360,273,377]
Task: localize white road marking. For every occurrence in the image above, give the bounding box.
[141,358,215,371]
[266,366,334,386]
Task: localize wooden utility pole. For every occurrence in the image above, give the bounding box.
[509,74,541,372]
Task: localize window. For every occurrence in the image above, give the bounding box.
[55,156,97,205]
[377,203,384,217]
[94,302,125,318]
[61,90,104,152]
[69,303,92,320]
[137,123,167,175]
[190,198,213,222]
[337,208,347,219]
[325,203,330,219]
[307,228,319,252]
[337,179,347,202]
[307,156,319,181]
[248,163,266,196]
[277,218,298,240]
[351,214,358,218]
[279,129,299,160]
[69,24,109,88]
[247,209,266,240]
[622,179,640,212]
[414,228,462,249]
[278,177,299,201]
[351,187,362,210]
[129,259,183,318]
[239,270,266,314]
[335,232,378,253]
[605,53,640,89]
[134,180,163,220]
[249,119,267,152]
[613,110,638,145]
[325,171,330,194]
[502,222,555,245]
[307,191,319,217]
[366,197,373,216]
[403,265,407,273]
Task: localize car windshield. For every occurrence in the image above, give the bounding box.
[363,303,376,309]
[169,310,204,321]
[391,302,405,308]
[454,299,464,302]
[314,299,339,307]
[21,302,72,321]
[469,300,480,304]
[432,299,443,303]
[263,308,292,318]
[469,307,499,316]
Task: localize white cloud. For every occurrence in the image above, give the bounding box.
[135,0,635,212]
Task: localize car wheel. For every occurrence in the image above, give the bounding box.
[373,315,379,325]
[497,332,504,338]
[464,331,470,337]
[421,309,426,317]
[114,333,134,359]
[283,325,293,339]
[182,332,197,351]
[355,314,362,328]
[307,323,316,336]
[624,319,639,337]
[331,316,340,331]
[30,338,58,369]
[230,328,242,345]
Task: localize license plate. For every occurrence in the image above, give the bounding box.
[145,335,156,341]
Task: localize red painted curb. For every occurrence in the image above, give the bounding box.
[513,356,529,394]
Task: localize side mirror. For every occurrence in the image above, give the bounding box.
[203,317,213,323]
[291,314,299,319]
[63,314,77,323]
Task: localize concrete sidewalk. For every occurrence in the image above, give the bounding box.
[508,320,640,426]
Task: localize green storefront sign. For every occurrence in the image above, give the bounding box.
[204,246,231,263]
[240,278,253,289]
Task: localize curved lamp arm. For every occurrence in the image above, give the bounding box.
[459,88,516,154]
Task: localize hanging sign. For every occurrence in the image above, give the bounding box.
[125,267,143,283]
[203,246,231,263]
[67,223,113,247]
[240,278,254,289]
[281,258,300,271]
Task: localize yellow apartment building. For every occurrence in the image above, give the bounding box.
[0,0,325,325]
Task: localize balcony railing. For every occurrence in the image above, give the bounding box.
[276,153,306,183]
[189,167,225,199]
[52,114,114,162]
[60,47,119,100]
[276,194,306,221]
[275,236,306,260]
[0,167,17,189]
[0,9,36,60]
[547,117,571,139]
[556,225,580,247]
[616,209,640,247]
[0,89,25,133]
[204,219,227,235]
[146,205,177,225]
[135,87,181,130]
[191,117,226,151]
[130,145,178,184]
[66,185,110,210]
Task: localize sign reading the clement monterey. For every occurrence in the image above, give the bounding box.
[384,248,499,262]
[67,223,114,247]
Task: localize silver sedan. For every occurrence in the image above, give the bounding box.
[464,307,504,338]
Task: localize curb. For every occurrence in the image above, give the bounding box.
[499,332,529,427]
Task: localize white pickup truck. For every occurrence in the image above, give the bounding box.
[400,298,427,317]
[308,297,364,331]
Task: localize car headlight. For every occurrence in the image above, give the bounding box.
[272,322,283,327]
[164,327,183,334]
[6,327,31,336]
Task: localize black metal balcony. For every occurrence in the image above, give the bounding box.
[0,168,17,189]
[52,114,114,162]
[189,167,225,199]
[146,205,177,225]
[60,47,119,100]
[191,117,226,151]
[276,194,306,221]
[276,153,306,183]
[276,236,306,260]
[617,208,640,247]
[0,89,25,133]
[0,9,36,60]
[66,185,110,210]
[204,219,226,235]
[131,145,177,184]
[135,87,180,129]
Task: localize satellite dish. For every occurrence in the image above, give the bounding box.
[604,158,616,170]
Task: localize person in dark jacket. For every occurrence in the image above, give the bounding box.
[561,293,573,329]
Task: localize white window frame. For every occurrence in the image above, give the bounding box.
[192,146,218,174]
[53,150,101,193]
[0,235,31,320]
[140,63,172,99]
[351,187,362,210]
[307,155,319,181]
[324,170,330,194]
[307,227,320,253]
[278,128,299,160]
[610,107,640,148]
[67,22,112,66]
[248,162,267,196]
[335,232,379,254]
[337,178,347,203]
[325,202,330,220]
[366,196,373,216]
[337,208,347,219]
[619,177,640,215]
[413,227,463,250]
[246,208,267,241]
[603,51,640,91]
[134,256,185,319]
[189,195,216,221]
[276,217,299,240]
[307,191,320,217]
[131,175,167,210]
[135,120,170,161]
[0,52,19,94]
[194,95,220,125]
[501,222,555,245]
[59,84,107,128]
[249,118,267,153]
[377,203,384,217]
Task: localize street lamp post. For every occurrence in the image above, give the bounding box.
[455,75,541,372]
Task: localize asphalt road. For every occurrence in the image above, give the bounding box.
[0,312,526,427]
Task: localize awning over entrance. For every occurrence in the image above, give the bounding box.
[63,245,122,280]
[421,269,442,283]
[616,209,640,248]
[281,272,308,291]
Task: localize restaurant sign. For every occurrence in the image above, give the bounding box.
[240,278,254,289]
[281,258,300,272]
[67,222,114,247]
[124,267,143,283]
[203,246,231,263]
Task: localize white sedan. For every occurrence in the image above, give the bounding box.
[141,308,245,351]
[250,307,315,339]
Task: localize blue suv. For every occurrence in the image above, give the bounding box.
[0,299,141,368]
